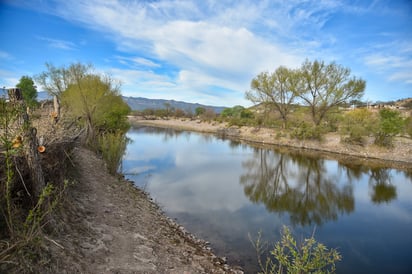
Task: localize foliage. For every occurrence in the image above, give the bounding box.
[405,116,412,138]
[374,109,405,147]
[220,106,255,127]
[246,67,299,129]
[199,108,216,121]
[97,132,129,175]
[290,122,324,141]
[296,59,366,126]
[195,107,206,116]
[61,74,130,144]
[16,76,38,108]
[340,108,377,145]
[0,98,71,272]
[35,62,92,98]
[253,226,341,274]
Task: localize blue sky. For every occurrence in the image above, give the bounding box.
[0,0,411,107]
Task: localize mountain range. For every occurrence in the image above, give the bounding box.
[122,96,227,114]
[0,90,227,114]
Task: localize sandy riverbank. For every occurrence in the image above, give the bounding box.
[129,116,412,170]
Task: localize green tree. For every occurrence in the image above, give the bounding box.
[246,67,299,129]
[297,59,366,126]
[374,109,405,147]
[61,74,130,144]
[16,76,37,107]
[35,62,91,98]
[35,62,92,120]
[195,107,206,116]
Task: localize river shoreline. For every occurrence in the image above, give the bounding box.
[128,116,412,170]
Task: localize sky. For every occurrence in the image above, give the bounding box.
[0,0,411,107]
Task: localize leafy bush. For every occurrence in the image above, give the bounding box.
[374,109,405,147]
[404,116,412,138]
[340,108,377,145]
[253,226,341,274]
[290,122,323,141]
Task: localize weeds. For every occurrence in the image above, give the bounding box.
[1,97,72,273]
[97,131,129,174]
[251,226,341,274]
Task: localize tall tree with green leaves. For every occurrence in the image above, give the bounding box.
[35,62,91,98]
[61,74,130,144]
[297,59,366,126]
[246,66,299,129]
[35,62,92,120]
[16,76,37,107]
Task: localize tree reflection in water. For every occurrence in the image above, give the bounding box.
[339,161,399,204]
[240,148,355,226]
[369,168,397,204]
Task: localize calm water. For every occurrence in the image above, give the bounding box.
[122,126,412,274]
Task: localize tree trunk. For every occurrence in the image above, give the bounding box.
[52,95,60,123]
[24,127,45,200]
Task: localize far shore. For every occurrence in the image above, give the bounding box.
[128,116,412,170]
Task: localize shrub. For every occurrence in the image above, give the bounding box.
[374,109,405,147]
[340,108,377,146]
[405,116,412,138]
[253,226,341,274]
[290,122,323,141]
[97,132,129,174]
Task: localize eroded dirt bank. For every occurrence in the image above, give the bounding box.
[129,117,412,169]
[48,146,242,274]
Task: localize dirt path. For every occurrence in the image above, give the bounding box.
[51,147,241,274]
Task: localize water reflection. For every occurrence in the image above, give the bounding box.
[240,148,354,225]
[123,126,412,274]
[338,162,399,204]
[368,168,397,204]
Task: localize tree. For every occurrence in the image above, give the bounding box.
[246,67,299,129]
[35,62,91,98]
[35,62,92,121]
[61,74,130,144]
[195,107,206,116]
[297,59,366,126]
[16,76,37,107]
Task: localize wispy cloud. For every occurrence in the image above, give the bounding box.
[3,0,411,104]
[36,36,77,50]
[115,56,160,68]
[363,41,412,84]
[0,51,13,60]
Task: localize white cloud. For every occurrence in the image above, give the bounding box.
[363,40,412,85]
[4,0,411,104]
[115,56,160,68]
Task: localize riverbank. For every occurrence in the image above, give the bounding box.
[45,146,242,274]
[2,107,244,273]
[129,116,412,169]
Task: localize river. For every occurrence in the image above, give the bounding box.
[122,126,412,274]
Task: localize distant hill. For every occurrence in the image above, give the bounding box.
[122,96,227,114]
[37,91,52,101]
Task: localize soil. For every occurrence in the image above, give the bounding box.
[44,146,242,274]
